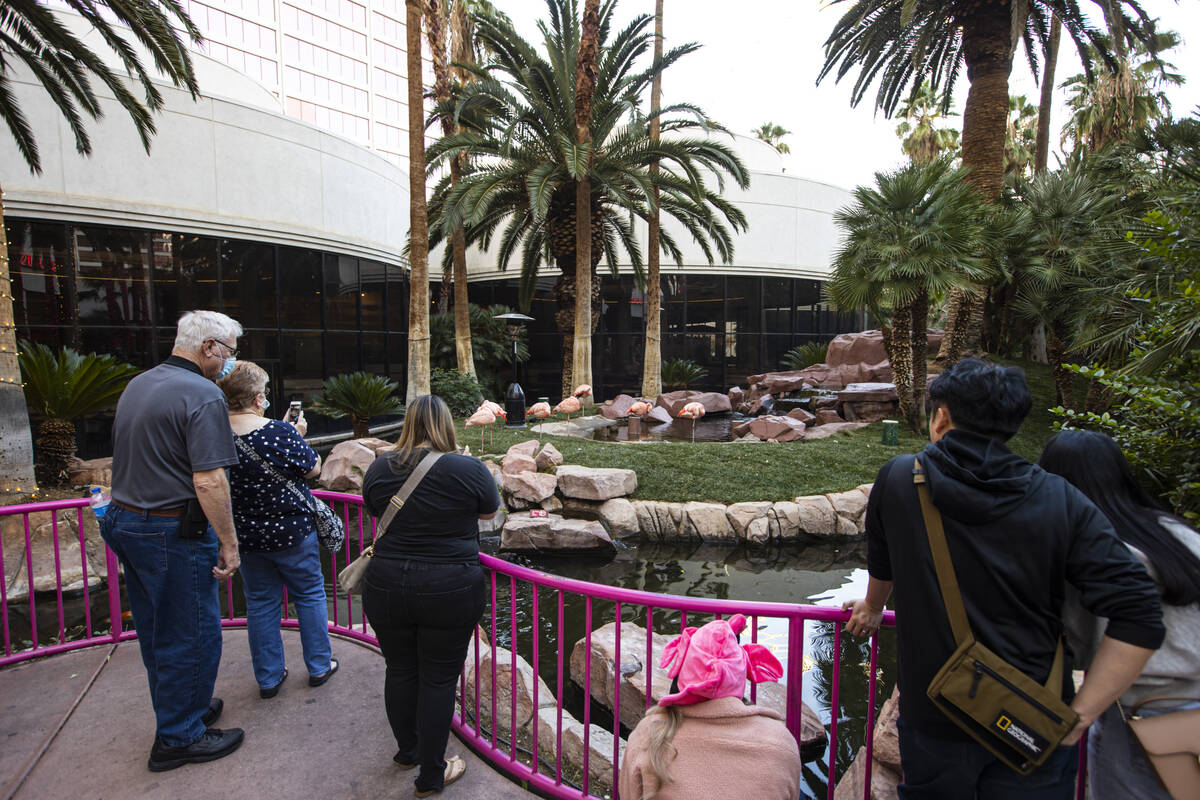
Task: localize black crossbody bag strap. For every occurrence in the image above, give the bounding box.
[234,434,314,511]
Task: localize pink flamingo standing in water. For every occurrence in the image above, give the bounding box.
[466,406,496,450]
[678,401,706,442]
[628,400,652,417]
[555,395,581,425]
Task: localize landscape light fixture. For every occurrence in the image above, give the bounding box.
[494,312,534,427]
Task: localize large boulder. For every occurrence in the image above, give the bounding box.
[66,457,113,489]
[645,405,674,425]
[726,502,773,544]
[803,421,869,440]
[794,495,838,536]
[556,465,637,500]
[680,501,736,541]
[834,687,902,800]
[500,514,615,554]
[827,489,869,531]
[501,452,537,475]
[629,500,686,540]
[598,498,640,539]
[534,706,624,793]
[655,390,732,417]
[748,415,806,442]
[356,437,397,455]
[727,386,745,408]
[503,471,558,503]
[318,440,377,491]
[535,442,564,470]
[507,439,540,458]
[815,409,846,426]
[463,641,554,735]
[599,394,637,420]
[747,392,774,415]
[787,407,817,426]
[2,509,108,600]
[840,382,899,423]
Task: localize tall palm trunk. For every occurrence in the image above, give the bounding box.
[1047,319,1075,409]
[1034,13,1061,174]
[406,0,431,400]
[911,289,929,427]
[640,0,664,400]
[0,184,38,494]
[887,301,916,432]
[425,0,475,377]
[937,5,1014,364]
[571,0,601,398]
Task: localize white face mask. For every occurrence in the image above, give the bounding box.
[257,393,270,411]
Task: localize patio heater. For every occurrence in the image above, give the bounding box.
[494,312,534,427]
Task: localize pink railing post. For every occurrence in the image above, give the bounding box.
[509,574,518,762]
[612,601,622,797]
[51,512,65,643]
[106,547,122,642]
[784,614,804,745]
[863,634,880,800]
[555,590,564,786]
[644,605,653,711]
[23,514,38,648]
[489,570,498,750]
[531,582,540,774]
[77,507,93,638]
[582,595,592,798]
[826,623,844,800]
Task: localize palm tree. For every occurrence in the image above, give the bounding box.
[1005,96,1039,177]
[752,122,792,154]
[1060,32,1183,155]
[310,373,406,439]
[18,342,141,485]
[826,160,991,432]
[894,83,960,165]
[1034,14,1062,174]
[426,0,748,397]
[640,0,665,400]
[571,0,602,396]
[407,0,432,401]
[0,0,201,494]
[819,0,1157,364]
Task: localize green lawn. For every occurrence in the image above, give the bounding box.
[453,358,1061,504]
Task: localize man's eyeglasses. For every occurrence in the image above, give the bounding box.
[209,339,239,358]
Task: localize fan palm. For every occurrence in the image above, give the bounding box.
[781,341,830,372]
[660,358,705,390]
[18,341,141,485]
[826,159,991,431]
[0,0,202,493]
[310,373,406,439]
[426,0,749,396]
[818,0,1157,363]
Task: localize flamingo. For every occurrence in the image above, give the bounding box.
[466,407,496,450]
[554,395,582,425]
[527,401,552,421]
[628,400,652,418]
[678,401,706,442]
[480,400,506,419]
[572,384,592,408]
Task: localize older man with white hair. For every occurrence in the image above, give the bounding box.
[100,310,246,771]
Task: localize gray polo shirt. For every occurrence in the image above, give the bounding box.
[111,356,238,508]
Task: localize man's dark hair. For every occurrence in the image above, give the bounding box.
[927,357,1031,441]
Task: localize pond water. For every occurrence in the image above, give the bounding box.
[589,415,737,443]
[480,538,896,799]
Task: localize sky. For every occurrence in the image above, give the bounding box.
[495,0,1200,190]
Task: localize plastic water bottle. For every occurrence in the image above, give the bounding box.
[89,487,110,521]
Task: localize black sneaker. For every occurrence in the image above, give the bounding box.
[201,698,223,727]
[309,657,338,687]
[147,728,244,772]
[260,668,288,699]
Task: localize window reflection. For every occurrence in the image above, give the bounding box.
[325,254,359,330]
[160,235,219,323]
[221,241,276,328]
[6,220,73,343]
[73,226,152,330]
[279,246,323,329]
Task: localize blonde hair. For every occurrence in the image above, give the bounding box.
[217,361,268,412]
[640,705,684,799]
[392,394,458,464]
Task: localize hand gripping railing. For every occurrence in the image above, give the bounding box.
[0,493,1089,800]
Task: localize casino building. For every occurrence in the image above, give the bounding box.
[2,3,861,447]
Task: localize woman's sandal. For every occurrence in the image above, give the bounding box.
[414,756,466,797]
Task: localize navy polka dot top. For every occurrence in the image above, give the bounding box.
[228,420,320,552]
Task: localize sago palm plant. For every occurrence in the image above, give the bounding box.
[660,358,706,390]
[426,0,749,395]
[18,341,141,485]
[781,341,830,371]
[310,373,406,439]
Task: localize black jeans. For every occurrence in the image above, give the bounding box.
[362,558,485,792]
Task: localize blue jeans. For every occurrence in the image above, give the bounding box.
[239,531,332,688]
[100,506,222,748]
[897,716,1079,799]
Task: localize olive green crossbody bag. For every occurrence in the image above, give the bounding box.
[914,457,1080,775]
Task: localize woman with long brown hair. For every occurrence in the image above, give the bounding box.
[361,394,500,796]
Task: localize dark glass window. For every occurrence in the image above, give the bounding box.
[663,274,686,333]
[74,226,152,328]
[158,235,219,324]
[387,332,407,384]
[278,247,323,329]
[361,332,387,376]
[80,326,154,368]
[7,219,73,336]
[386,264,407,332]
[763,278,792,335]
[360,260,386,331]
[280,331,323,402]
[325,254,359,330]
[726,277,761,383]
[326,331,360,374]
[221,241,276,328]
[763,334,794,372]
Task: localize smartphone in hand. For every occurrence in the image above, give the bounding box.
[286,401,302,423]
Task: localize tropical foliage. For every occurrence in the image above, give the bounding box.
[431,368,486,417]
[781,341,830,371]
[425,0,749,395]
[18,341,140,485]
[430,303,529,396]
[827,159,990,431]
[660,358,706,390]
[894,83,959,165]
[752,122,792,154]
[310,372,405,439]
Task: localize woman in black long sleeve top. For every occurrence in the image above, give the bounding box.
[361,394,500,796]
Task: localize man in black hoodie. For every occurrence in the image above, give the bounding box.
[842,358,1164,798]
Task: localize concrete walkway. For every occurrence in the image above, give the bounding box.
[0,630,537,800]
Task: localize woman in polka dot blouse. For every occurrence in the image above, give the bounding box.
[218,361,337,699]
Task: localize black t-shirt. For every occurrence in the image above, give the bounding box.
[362,448,501,563]
[866,430,1164,741]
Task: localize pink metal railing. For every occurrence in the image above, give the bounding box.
[0,493,1087,800]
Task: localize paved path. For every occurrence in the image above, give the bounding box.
[0,630,537,800]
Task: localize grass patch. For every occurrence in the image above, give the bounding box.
[453,358,1062,504]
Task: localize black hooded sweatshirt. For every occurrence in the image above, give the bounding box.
[866,429,1165,741]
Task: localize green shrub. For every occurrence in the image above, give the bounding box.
[661,358,706,390]
[431,368,485,417]
[781,340,830,371]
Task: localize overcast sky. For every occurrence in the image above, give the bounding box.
[497,0,1200,190]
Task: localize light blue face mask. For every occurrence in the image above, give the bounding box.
[258,395,270,411]
[215,357,236,380]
